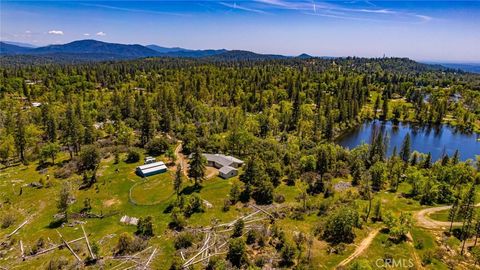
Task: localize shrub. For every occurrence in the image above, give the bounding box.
[227,238,247,268]
[136,216,154,238]
[126,148,141,163]
[280,241,296,267]
[222,198,231,212]
[414,239,424,250]
[145,137,169,156]
[422,250,434,265]
[232,219,244,238]
[174,232,195,250]
[54,162,76,179]
[246,230,258,245]
[78,145,100,172]
[322,206,360,244]
[274,194,285,203]
[1,213,16,229]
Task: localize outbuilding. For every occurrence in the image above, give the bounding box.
[136,161,167,177]
[219,166,238,179]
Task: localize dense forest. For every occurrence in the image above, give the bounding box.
[1,57,480,269]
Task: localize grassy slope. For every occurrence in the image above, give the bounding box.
[0,151,462,269]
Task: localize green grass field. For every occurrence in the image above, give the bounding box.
[0,150,461,270]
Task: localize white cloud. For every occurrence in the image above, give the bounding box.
[25,30,31,34]
[48,30,64,35]
[219,2,269,14]
[83,33,90,36]
[96,31,106,36]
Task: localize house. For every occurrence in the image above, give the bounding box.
[203,154,244,169]
[202,154,244,179]
[136,161,167,177]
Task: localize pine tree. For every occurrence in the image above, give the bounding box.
[57,183,70,222]
[452,149,460,165]
[381,95,389,120]
[423,152,432,169]
[461,184,476,255]
[373,200,382,222]
[373,95,380,117]
[174,164,183,197]
[399,133,411,163]
[14,110,27,163]
[188,147,205,188]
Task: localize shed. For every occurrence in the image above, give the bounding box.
[144,156,156,164]
[219,166,238,179]
[136,161,167,177]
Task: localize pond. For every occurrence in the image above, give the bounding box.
[336,120,480,161]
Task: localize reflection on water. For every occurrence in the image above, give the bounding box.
[337,120,480,161]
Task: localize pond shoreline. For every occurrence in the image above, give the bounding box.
[335,119,480,161]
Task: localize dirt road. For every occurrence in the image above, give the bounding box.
[337,228,381,268]
[415,203,480,230]
[173,142,189,177]
[173,142,217,180]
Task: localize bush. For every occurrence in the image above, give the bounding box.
[1,213,16,229]
[222,199,231,212]
[174,232,195,249]
[246,230,258,245]
[126,148,141,163]
[54,161,76,179]
[169,255,184,270]
[274,194,285,203]
[280,241,296,267]
[183,194,204,217]
[322,206,360,244]
[414,239,424,250]
[227,238,247,268]
[349,259,372,270]
[115,233,147,256]
[78,145,100,172]
[136,216,154,238]
[422,250,434,265]
[145,137,169,156]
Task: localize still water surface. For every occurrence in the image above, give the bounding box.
[337,120,480,161]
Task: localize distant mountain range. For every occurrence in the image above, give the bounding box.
[0,39,293,61]
[1,40,478,73]
[431,63,480,74]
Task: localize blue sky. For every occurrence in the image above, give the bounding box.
[1,1,479,62]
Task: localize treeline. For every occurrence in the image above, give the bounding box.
[1,57,479,166]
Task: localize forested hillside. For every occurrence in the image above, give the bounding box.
[1,57,480,269]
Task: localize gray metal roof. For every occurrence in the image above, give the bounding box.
[219,166,237,174]
[203,154,243,167]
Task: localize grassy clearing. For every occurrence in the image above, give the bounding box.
[0,153,458,270]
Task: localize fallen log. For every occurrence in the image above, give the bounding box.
[7,219,28,238]
[24,237,85,258]
[81,225,95,260]
[110,246,152,270]
[251,204,275,219]
[56,230,82,262]
[142,248,157,270]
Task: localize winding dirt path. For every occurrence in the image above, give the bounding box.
[174,142,189,177]
[337,228,381,268]
[173,142,217,180]
[415,203,480,230]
